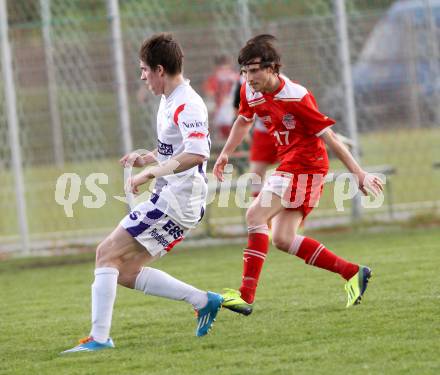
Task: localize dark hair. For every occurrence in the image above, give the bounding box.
[238,34,281,73]
[139,33,183,75]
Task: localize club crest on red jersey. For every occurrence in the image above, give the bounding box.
[282,113,296,129]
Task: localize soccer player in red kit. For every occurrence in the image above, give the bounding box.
[232,77,278,198]
[213,35,383,315]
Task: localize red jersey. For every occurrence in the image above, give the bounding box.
[203,66,238,107]
[238,75,335,173]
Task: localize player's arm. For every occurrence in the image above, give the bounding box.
[213,116,253,181]
[149,152,206,176]
[120,148,158,168]
[320,129,383,196]
[127,152,206,194]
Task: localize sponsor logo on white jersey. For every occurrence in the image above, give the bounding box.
[157,140,173,155]
[182,120,206,129]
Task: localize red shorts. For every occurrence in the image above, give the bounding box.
[262,171,326,218]
[250,129,278,164]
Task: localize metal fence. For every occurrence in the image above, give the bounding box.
[1,0,439,255]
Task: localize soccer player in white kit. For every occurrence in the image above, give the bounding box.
[62,33,223,354]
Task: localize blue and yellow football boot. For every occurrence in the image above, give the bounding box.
[195,291,223,337]
[61,336,114,354]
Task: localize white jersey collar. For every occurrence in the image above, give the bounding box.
[164,78,190,102]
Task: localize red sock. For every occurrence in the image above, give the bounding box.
[240,227,269,304]
[289,235,358,280]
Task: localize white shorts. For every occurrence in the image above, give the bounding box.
[120,195,190,257]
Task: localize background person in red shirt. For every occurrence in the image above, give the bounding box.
[203,55,239,141]
[213,34,383,315]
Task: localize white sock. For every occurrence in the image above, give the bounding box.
[90,267,119,344]
[134,267,208,310]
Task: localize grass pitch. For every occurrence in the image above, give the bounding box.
[1,226,439,375]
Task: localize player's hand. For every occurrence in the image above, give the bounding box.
[119,151,155,168]
[357,171,384,197]
[125,171,153,195]
[213,153,229,181]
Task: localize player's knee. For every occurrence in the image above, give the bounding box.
[95,240,119,268]
[246,206,265,226]
[271,234,290,252]
[95,242,108,267]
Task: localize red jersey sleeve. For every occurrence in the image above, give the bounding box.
[238,82,255,122]
[295,93,335,136]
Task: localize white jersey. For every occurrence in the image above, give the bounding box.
[153,80,210,228]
